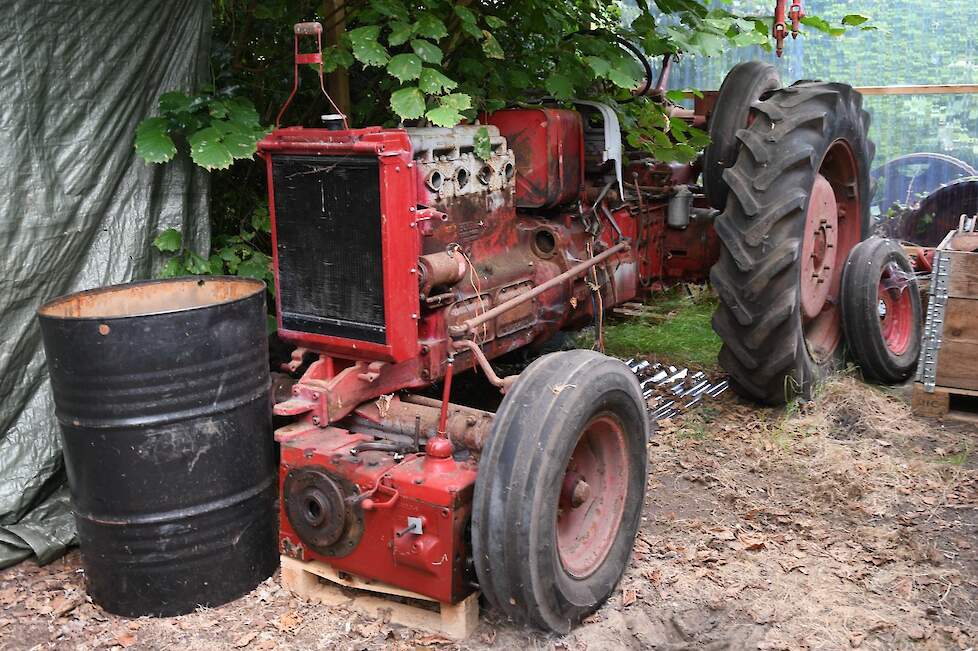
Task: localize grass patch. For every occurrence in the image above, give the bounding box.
[603,285,721,368]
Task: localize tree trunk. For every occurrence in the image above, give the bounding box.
[322,0,351,116]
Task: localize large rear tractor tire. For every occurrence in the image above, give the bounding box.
[471,350,648,633]
[703,61,782,211]
[710,82,875,404]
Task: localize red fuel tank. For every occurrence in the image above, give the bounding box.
[486,108,584,209]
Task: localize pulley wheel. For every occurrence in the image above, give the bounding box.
[284,468,350,551]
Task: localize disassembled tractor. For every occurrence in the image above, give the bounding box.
[261,15,877,633]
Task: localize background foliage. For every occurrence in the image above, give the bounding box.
[142,0,872,287]
[663,0,978,171]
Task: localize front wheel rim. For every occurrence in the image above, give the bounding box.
[555,413,629,579]
[878,263,914,356]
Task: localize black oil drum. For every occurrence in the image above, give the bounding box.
[37,277,278,617]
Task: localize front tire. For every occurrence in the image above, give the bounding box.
[471,350,648,633]
[710,82,875,404]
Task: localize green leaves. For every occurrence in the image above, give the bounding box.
[135,88,265,171]
[419,68,457,94]
[410,39,442,64]
[545,73,575,100]
[414,14,447,40]
[152,228,182,253]
[842,14,871,27]
[387,53,422,82]
[390,86,426,120]
[350,25,390,67]
[473,126,492,161]
[388,20,414,46]
[800,15,845,37]
[481,31,504,59]
[134,117,177,163]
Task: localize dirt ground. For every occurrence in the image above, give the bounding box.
[1,376,975,651]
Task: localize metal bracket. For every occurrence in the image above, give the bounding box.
[917,248,949,391]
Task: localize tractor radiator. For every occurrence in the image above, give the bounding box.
[271,155,386,344]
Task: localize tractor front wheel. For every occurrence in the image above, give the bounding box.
[710,82,875,404]
[471,350,648,633]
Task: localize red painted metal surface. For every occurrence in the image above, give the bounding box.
[258,127,421,364]
[556,414,628,579]
[486,108,585,209]
[802,141,863,362]
[278,429,477,603]
[879,267,914,356]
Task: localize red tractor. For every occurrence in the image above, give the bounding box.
[259,17,884,633]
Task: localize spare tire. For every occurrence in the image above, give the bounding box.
[703,61,781,211]
[841,237,922,383]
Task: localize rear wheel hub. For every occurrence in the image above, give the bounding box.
[801,141,863,364]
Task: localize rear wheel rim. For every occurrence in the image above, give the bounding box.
[556,413,628,579]
[802,140,862,363]
[878,264,913,356]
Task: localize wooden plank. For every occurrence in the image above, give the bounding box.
[942,299,978,347]
[854,84,978,96]
[912,383,950,419]
[946,251,978,299]
[279,556,479,640]
[936,339,978,392]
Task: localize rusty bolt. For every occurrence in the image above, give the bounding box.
[292,386,300,395]
[421,369,431,380]
[311,392,320,400]
[98,324,110,335]
[312,416,321,426]
[420,345,430,356]
[466,416,477,427]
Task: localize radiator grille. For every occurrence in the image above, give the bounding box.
[272,155,386,344]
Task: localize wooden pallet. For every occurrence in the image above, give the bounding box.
[279,556,479,640]
[911,383,978,424]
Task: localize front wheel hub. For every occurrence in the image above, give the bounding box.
[556,414,628,579]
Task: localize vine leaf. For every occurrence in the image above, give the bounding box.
[425,105,462,127]
[419,68,457,94]
[390,86,426,120]
[350,26,390,67]
[842,14,870,27]
[585,55,611,78]
[414,14,448,40]
[371,0,408,21]
[388,20,414,46]
[545,73,574,99]
[388,53,422,82]
[152,228,182,253]
[134,117,177,164]
[410,39,443,64]
[440,93,472,111]
[473,126,492,161]
[481,31,504,59]
[160,257,184,278]
[158,91,192,114]
[189,127,233,170]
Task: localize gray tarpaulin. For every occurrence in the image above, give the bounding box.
[0,0,211,567]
